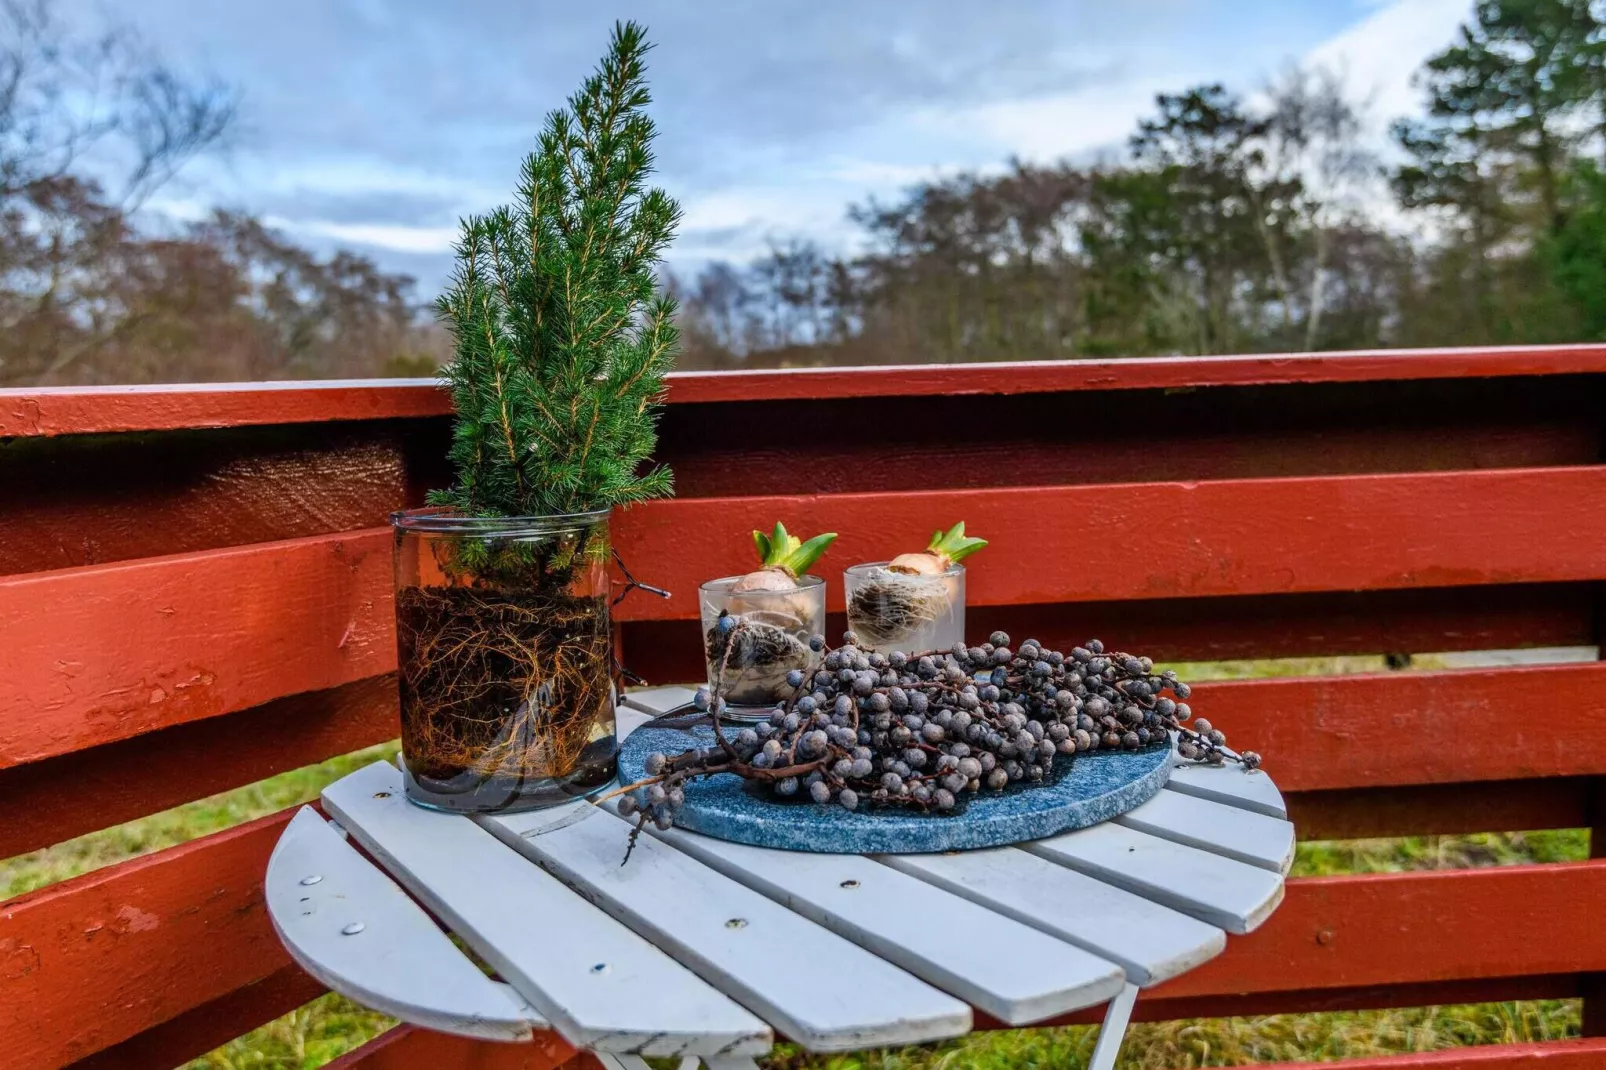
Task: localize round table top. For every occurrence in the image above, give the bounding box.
[266,687,1292,1068]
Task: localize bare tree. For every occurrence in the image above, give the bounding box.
[0,0,235,207]
[1263,65,1379,349]
[0,1,447,386]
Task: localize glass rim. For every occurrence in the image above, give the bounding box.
[700,572,826,593]
[390,506,611,535]
[844,560,964,576]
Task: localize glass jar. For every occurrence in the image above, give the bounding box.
[844,561,965,654]
[699,573,826,719]
[391,508,617,812]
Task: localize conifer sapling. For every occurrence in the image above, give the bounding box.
[395,22,679,810]
[431,20,679,522]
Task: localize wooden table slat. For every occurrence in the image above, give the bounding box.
[266,807,543,1041]
[1116,789,1296,874]
[486,803,974,1053]
[879,846,1226,986]
[621,688,698,717]
[1024,823,1286,935]
[649,822,1126,1025]
[1164,762,1289,818]
[321,762,773,1058]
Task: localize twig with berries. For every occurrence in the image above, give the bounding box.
[599,628,1262,861]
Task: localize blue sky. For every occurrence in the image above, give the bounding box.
[72,0,1471,294]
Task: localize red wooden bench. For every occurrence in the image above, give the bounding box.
[3,346,1606,1070]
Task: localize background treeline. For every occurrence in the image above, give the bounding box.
[6,0,1606,385]
[676,0,1606,369]
[0,0,440,386]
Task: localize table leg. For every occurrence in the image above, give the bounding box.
[1087,982,1140,1070]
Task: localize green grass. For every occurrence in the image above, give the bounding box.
[183,994,393,1070]
[0,742,401,899]
[1,663,1591,1070]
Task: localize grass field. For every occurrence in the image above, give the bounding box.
[1,656,1589,1070]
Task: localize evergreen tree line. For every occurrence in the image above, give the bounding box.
[675,0,1606,369]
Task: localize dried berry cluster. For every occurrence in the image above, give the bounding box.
[610,628,1260,842]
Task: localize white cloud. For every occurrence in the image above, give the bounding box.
[926,76,1176,164]
[673,184,864,267]
[823,158,964,187]
[267,217,460,254]
[1304,0,1468,131]
[130,0,1475,288]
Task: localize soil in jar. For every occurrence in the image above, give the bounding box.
[396,581,615,809]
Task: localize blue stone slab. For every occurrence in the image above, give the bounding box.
[618,723,1173,854]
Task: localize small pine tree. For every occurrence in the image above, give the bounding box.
[431,21,679,519]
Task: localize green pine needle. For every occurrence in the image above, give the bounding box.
[430,21,679,518]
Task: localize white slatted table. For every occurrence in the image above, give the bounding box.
[266,687,1292,1070]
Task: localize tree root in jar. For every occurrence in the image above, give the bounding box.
[704,611,814,706]
[847,569,952,649]
[396,584,613,786]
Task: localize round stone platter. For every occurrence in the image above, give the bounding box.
[617,720,1173,854]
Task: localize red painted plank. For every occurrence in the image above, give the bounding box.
[7,345,1606,436]
[1239,1039,1606,1069]
[660,377,1604,498]
[0,676,397,858]
[69,963,324,1070]
[1017,867,1606,1027]
[612,466,1606,621]
[0,420,444,577]
[994,975,1583,1031]
[956,584,1598,663]
[0,809,297,1070]
[1190,662,1606,793]
[0,531,393,769]
[1287,778,1591,841]
[1126,975,1581,1025]
[324,1028,574,1070]
[0,380,450,438]
[9,470,1600,773]
[7,377,1599,578]
[1159,861,1606,1000]
[662,346,1606,404]
[620,583,1597,683]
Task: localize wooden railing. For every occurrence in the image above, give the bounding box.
[4,345,1606,1069]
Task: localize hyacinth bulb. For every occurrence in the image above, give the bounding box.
[849,522,985,652]
[731,566,800,594]
[705,522,835,709]
[727,522,836,618]
[887,521,988,576]
[887,552,948,576]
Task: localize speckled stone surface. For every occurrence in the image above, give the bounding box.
[618,724,1173,854]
